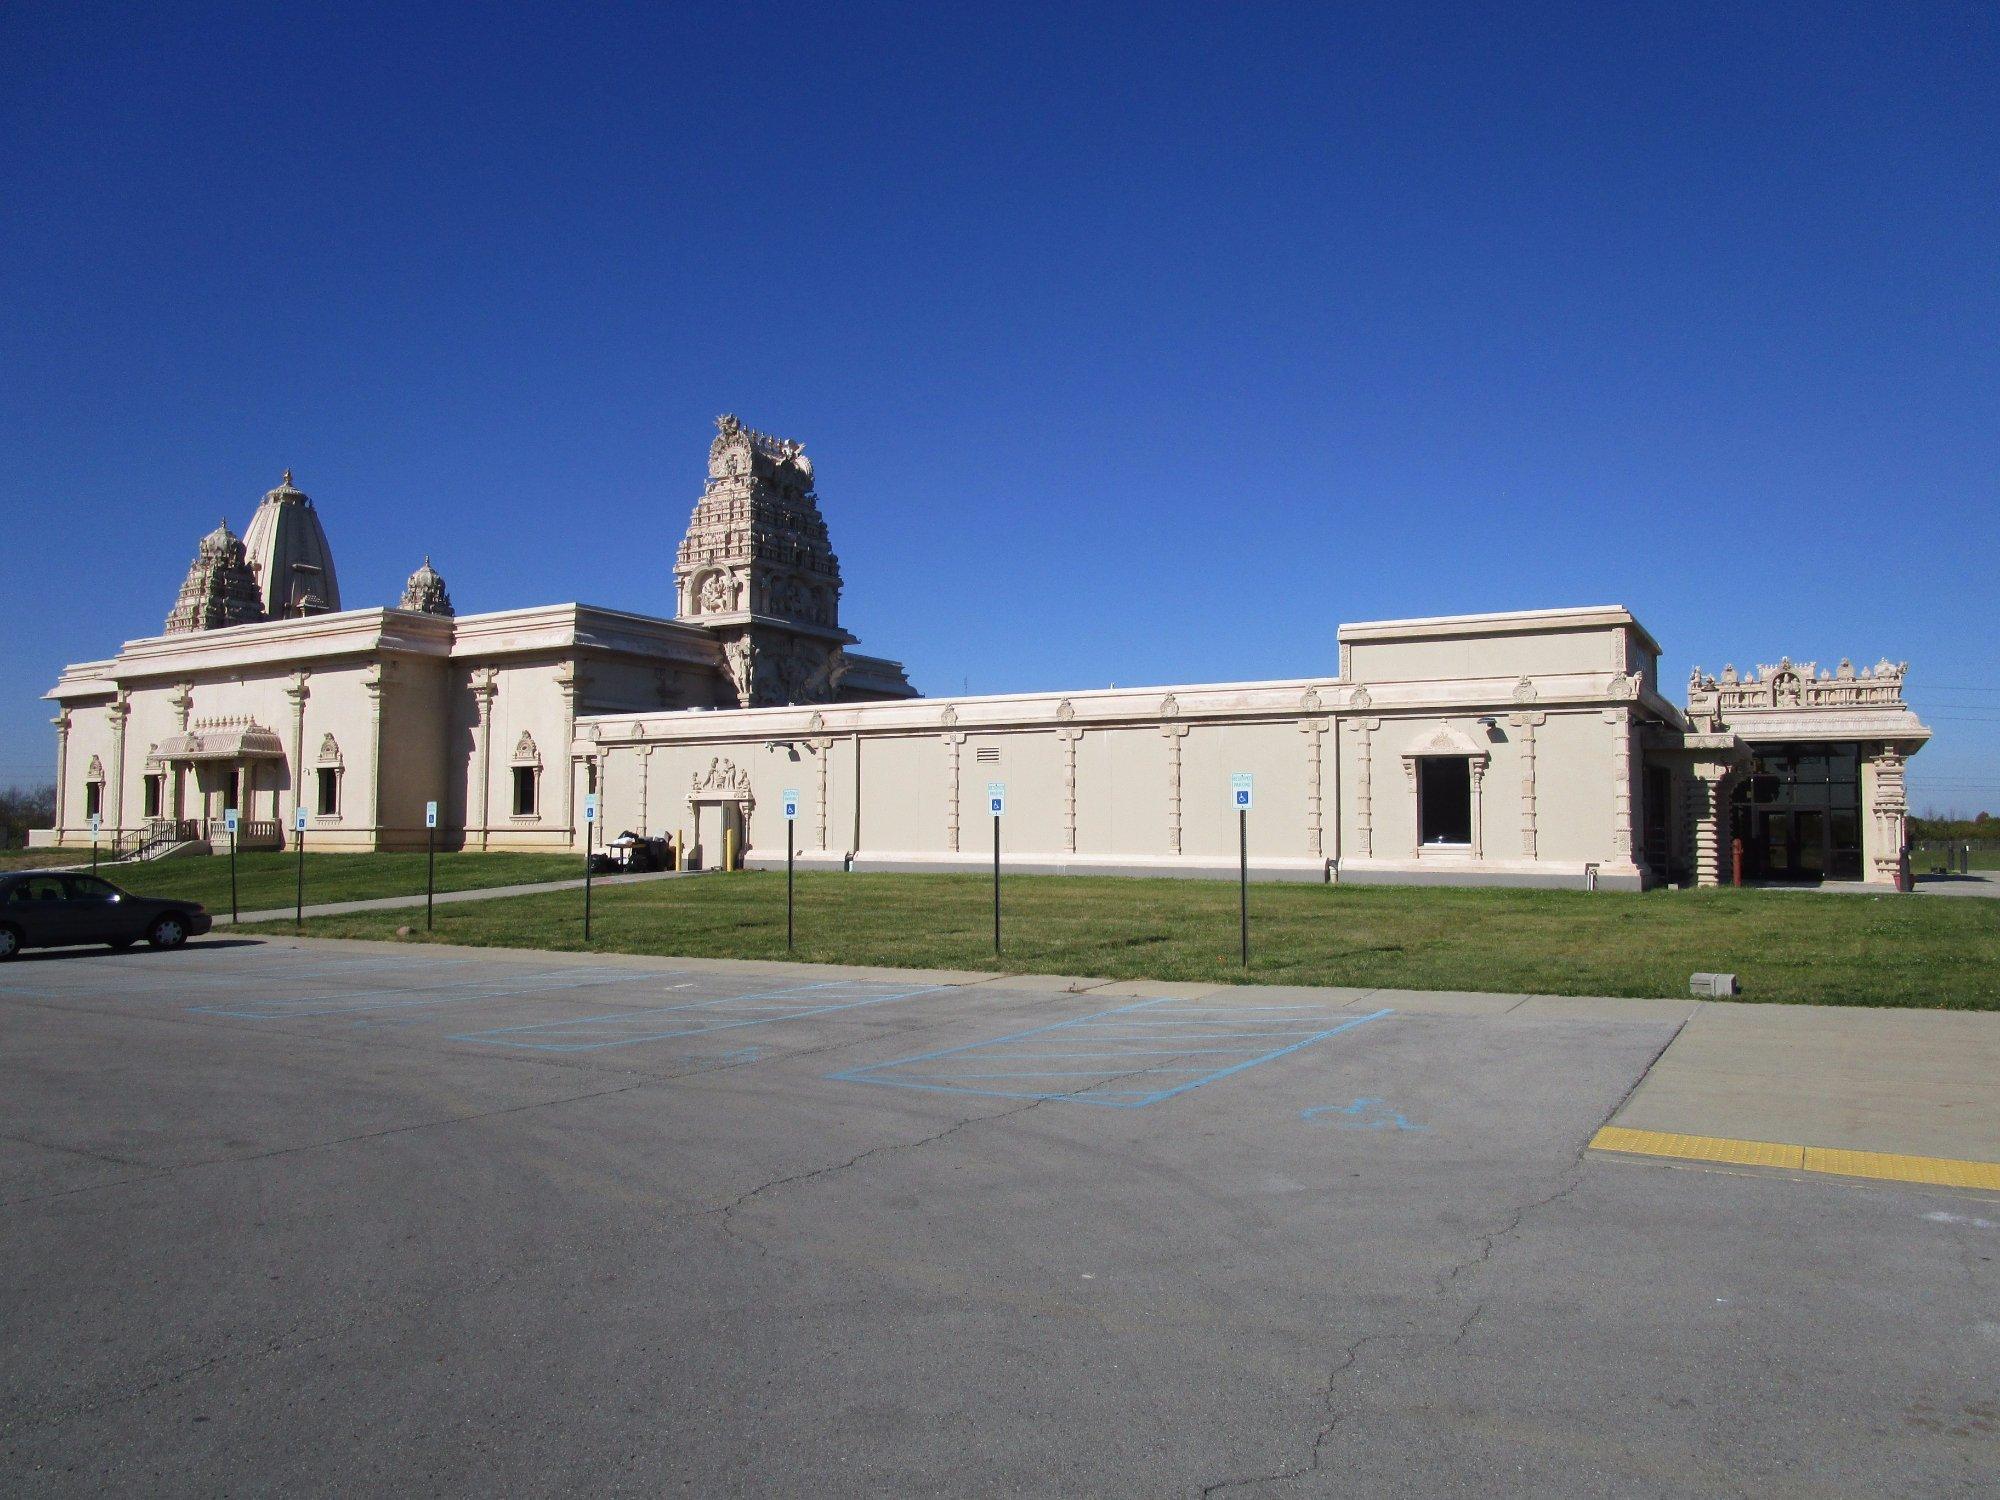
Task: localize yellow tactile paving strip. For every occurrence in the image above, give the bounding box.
[1589,1126,2000,1191]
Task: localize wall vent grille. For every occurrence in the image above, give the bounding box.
[975,747,1000,763]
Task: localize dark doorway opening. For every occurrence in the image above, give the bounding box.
[1730,744,1863,883]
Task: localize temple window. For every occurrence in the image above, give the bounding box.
[512,766,539,817]
[1417,757,1473,846]
[142,774,163,819]
[316,767,342,817]
[84,781,103,820]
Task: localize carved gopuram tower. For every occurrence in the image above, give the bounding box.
[674,414,857,707]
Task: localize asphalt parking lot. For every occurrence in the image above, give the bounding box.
[2,939,1996,1496]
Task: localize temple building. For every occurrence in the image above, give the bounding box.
[37,417,1929,889]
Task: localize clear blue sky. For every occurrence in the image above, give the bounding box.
[3,2,1995,813]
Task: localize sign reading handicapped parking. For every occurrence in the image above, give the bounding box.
[986,782,1006,954]
[782,788,800,821]
[224,809,240,835]
[584,794,597,824]
[425,801,439,830]
[1230,775,1252,967]
[295,807,308,833]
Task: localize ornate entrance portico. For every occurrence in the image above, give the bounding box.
[149,716,288,848]
[688,757,754,871]
[1670,658,1929,890]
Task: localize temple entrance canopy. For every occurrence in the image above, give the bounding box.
[148,716,287,848]
[1666,657,1929,889]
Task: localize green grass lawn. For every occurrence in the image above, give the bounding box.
[246,870,2000,1010]
[0,848,107,871]
[99,851,587,914]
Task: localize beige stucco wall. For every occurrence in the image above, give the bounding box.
[572,607,1679,890]
[39,605,703,854]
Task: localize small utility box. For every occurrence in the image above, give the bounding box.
[1690,972,1739,998]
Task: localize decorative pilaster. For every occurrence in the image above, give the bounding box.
[1298,709,1330,858]
[285,671,310,837]
[637,744,654,834]
[1691,766,1733,888]
[942,707,964,852]
[808,713,832,851]
[1868,744,1909,889]
[1346,716,1380,858]
[51,711,71,837]
[1508,710,1545,858]
[1056,700,1079,854]
[108,691,130,845]
[470,665,498,850]
[1468,756,1486,860]
[362,662,390,844]
[1604,707,1635,862]
[1160,694,1187,855]
[556,661,584,844]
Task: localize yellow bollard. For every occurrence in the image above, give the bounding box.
[725,827,736,872]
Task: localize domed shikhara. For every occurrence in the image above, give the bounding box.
[398,556,455,617]
[164,519,265,633]
[242,471,341,619]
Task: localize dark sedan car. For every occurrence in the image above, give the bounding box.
[0,871,211,959]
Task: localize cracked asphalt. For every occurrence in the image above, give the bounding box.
[2,938,1996,1496]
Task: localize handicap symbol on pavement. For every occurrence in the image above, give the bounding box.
[1302,1098,1424,1131]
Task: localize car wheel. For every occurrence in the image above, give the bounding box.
[0,925,19,961]
[147,915,188,950]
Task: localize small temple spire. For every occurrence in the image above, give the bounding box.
[399,555,454,617]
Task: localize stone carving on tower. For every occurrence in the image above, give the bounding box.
[243,471,341,619]
[164,519,267,633]
[398,557,455,617]
[674,414,872,707]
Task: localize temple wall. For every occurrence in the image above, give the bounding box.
[579,624,1671,890]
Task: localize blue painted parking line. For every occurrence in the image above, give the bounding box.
[449,981,956,1053]
[828,1001,1394,1108]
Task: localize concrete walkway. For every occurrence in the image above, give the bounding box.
[225,868,691,926]
[1912,871,2000,898]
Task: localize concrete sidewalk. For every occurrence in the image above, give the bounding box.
[224,868,691,926]
[1912,871,2000,898]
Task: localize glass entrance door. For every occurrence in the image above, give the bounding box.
[1730,743,1863,884]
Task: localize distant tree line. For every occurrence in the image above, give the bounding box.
[1910,812,1994,843]
[0,784,55,849]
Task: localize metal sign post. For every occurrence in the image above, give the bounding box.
[583,794,597,941]
[225,808,240,925]
[425,800,438,930]
[782,789,800,951]
[1231,775,1253,967]
[294,806,308,929]
[89,813,100,873]
[988,782,1006,956]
